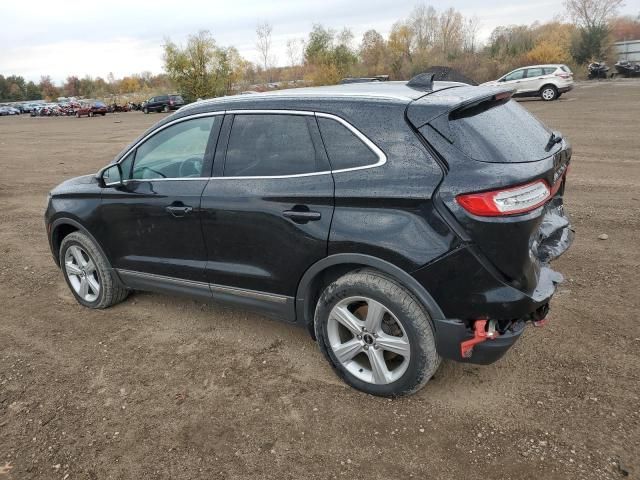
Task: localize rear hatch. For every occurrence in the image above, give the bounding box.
[407,86,573,295]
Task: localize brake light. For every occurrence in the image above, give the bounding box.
[555,72,571,79]
[456,180,551,216]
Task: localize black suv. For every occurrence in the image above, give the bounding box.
[142,94,185,113]
[45,78,573,396]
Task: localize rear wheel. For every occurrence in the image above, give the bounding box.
[163,105,169,113]
[59,231,128,309]
[314,270,440,396]
[541,85,558,101]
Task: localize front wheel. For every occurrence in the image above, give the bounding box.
[59,231,128,309]
[143,107,149,114]
[314,270,440,397]
[541,85,558,101]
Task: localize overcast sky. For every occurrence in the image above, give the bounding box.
[2,0,639,83]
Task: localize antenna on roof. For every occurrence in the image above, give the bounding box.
[407,73,435,91]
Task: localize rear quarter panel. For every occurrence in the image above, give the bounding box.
[326,103,457,271]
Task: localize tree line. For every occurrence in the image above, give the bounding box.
[2,0,639,103]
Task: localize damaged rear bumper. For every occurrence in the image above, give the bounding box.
[413,197,574,364]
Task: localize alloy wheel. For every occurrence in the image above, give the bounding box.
[64,245,100,302]
[327,296,410,385]
[542,88,556,100]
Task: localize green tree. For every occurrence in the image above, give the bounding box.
[164,30,242,100]
[25,81,42,100]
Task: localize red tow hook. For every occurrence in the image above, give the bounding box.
[460,319,499,359]
[533,315,549,327]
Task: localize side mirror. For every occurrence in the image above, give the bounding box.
[98,163,123,188]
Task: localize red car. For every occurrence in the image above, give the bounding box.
[75,101,108,117]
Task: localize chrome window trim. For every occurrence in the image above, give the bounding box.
[113,110,224,166]
[107,109,386,183]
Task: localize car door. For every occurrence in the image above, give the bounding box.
[97,113,222,284]
[200,112,334,307]
[522,67,545,93]
[500,68,526,93]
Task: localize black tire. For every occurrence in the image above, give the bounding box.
[162,105,169,113]
[59,231,128,309]
[314,269,440,397]
[540,85,558,101]
[143,107,149,114]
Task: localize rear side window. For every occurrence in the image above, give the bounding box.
[317,117,379,170]
[526,68,543,77]
[543,67,556,75]
[560,65,571,73]
[448,99,557,163]
[224,114,318,177]
[170,95,184,103]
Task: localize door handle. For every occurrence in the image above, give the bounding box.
[282,209,321,223]
[165,205,193,217]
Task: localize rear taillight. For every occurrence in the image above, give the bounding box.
[555,72,571,79]
[169,100,174,105]
[456,180,551,216]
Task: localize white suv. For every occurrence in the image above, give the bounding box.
[482,64,574,101]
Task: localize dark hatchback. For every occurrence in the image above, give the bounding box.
[45,79,573,396]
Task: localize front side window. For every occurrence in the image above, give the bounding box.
[224,114,318,177]
[317,117,379,170]
[129,116,217,180]
[504,69,525,81]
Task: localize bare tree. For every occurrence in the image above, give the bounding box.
[410,4,439,52]
[463,16,481,53]
[564,0,624,28]
[438,8,464,54]
[256,22,274,73]
[286,38,304,67]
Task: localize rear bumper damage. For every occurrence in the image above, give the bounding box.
[414,197,574,364]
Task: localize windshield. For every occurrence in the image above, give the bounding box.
[448,99,559,163]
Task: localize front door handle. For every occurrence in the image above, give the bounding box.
[282,209,321,223]
[166,205,193,217]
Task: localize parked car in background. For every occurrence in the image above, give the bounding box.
[482,64,574,101]
[75,101,108,117]
[142,94,185,113]
[0,106,20,116]
[46,78,573,396]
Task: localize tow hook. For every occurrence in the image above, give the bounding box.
[460,319,499,359]
[533,316,549,327]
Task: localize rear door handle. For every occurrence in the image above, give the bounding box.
[282,209,321,223]
[166,205,193,217]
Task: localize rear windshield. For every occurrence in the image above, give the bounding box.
[170,95,184,102]
[448,99,558,163]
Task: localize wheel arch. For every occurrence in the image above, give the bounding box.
[295,254,446,338]
[540,83,558,95]
[51,218,111,269]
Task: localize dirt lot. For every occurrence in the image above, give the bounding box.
[1,82,639,479]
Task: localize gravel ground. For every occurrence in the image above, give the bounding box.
[0,80,638,479]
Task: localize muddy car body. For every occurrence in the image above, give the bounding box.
[45,79,573,396]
